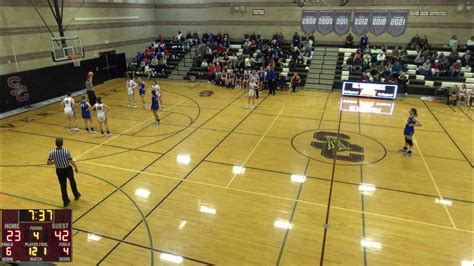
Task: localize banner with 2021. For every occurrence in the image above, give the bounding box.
[301,10,408,37]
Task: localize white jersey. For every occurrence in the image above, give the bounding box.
[127,80,137,95]
[248,82,257,97]
[94,103,107,122]
[152,84,161,96]
[63,97,74,115]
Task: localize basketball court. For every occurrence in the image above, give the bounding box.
[1,79,472,265]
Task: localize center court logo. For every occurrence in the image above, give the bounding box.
[199,90,214,97]
[311,132,364,162]
[292,129,386,166]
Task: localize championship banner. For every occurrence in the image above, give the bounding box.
[301,11,318,34]
[316,11,335,35]
[387,10,409,37]
[333,10,352,36]
[370,10,390,36]
[352,10,371,35]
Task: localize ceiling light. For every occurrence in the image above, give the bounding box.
[274,220,293,229]
[160,253,183,264]
[134,188,150,199]
[87,234,102,241]
[435,198,452,206]
[291,174,306,183]
[199,206,216,215]
[232,166,246,174]
[361,239,382,250]
[176,154,191,165]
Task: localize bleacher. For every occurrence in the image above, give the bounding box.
[133,39,189,79]
[332,46,474,95]
[184,39,312,86]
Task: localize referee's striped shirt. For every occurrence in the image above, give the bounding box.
[48,148,72,169]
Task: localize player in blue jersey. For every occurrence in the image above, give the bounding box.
[80,96,95,133]
[137,78,148,109]
[151,90,160,125]
[400,108,422,156]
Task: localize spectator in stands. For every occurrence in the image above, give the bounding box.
[144,64,153,80]
[293,32,301,47]
[392,46,400,58]
[450,59,463,77]
[448,35,458,50]
[448,49,459,64]
[207,63,215,83]
[408,34,421,49]
[391,61,403,77]
[376,51,386,64]
[157,58,167,74]
[419,60,431,76]
[398,72,408,95]
[290,72,301,93]
[344,33,354,47]
[150,56,159,70]
[447,85,460,105]
[466,36,474,51]
[414,51,425,65]
[431,59,440,76]
[360,72,370,82]
[360,34,368,49]
[465,84,472,106]
[420,35,430,50]
[461,51,471,66]
[244,56,251,69]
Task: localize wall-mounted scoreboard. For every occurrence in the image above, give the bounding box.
[1,209,72,262]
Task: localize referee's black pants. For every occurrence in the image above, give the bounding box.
[87,90,97,106]
[56,166,80,204]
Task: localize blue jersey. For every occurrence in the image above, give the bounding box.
[403,115,416,136]
[80,100,91,119]
[257,71,265,81]
[138,82,146,95]
[151,94,159,110]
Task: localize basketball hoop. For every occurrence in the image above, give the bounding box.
[68,54,81,67]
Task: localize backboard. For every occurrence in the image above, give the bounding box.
[50,35,84,62]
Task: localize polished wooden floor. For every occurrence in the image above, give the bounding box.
[1,79,472,265]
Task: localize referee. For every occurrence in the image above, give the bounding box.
[47,138,81,207]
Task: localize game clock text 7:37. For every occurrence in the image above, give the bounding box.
[1,209,72,262]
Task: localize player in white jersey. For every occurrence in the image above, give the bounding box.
[246,77,257,109]
[126,78,138,108]
[90,97,111,137]
[61,92,79,132]
[151,80,164,110]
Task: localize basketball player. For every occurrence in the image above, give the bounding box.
[246,77,257,109]
[126,78,138,108]
[137,78,147,109]
[151,90,161,125]
[85,71,97,105]
[61,92,79,132]
[90,97,111,137]
[80,96,95,133]
[151,80,164,109]
[242,70,250,89]
[400,108,422,156]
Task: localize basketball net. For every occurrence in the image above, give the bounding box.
[68,54,81,67]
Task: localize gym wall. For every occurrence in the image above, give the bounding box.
[153,0,472,45]
[1,0,472,75]
[1,0,157,74]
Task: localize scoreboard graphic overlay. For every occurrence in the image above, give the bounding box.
[1,209,72,262]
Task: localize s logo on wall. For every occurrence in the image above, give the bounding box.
[301,10,408,37]
[7,76,29,102]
